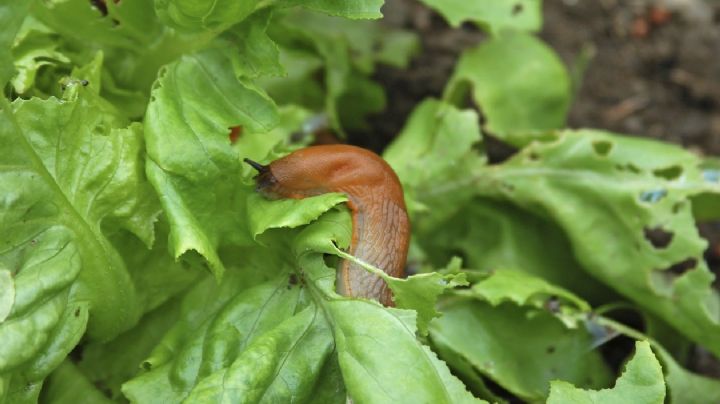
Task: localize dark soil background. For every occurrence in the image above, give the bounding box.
[368,0,720,380]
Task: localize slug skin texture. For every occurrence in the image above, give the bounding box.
[247,145,410,306]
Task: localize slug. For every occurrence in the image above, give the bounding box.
[245,145,410,306]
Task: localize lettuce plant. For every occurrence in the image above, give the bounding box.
[2,1,719,403]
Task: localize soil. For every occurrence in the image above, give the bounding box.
[368,0,720,380]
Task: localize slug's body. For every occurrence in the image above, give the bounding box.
[246,145,409,306]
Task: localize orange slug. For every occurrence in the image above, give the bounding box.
[245,145,410,306]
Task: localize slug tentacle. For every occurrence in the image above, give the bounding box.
[243,158,268,173]
[247,145,410,306]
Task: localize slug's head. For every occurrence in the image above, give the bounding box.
[244,149,337,200]
[244,158,282,199]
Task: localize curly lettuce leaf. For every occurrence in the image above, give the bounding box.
[9,17,71,96]
[0,0,28,86]
[0,57,160,402]
[28,0,202,117]
[266,11,418,132]
[144,46,279,279]
[31,0,163,51]
[154,0,383,34]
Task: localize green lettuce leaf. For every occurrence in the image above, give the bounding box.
[469,269,589,314]
[300,0,384,19]
[154,0,262,33]
[430,299,612,401]
[29,0,202,117]
[144,46,279,279]
[9,17,71,96]
[468,129,720,355]
[288,204,470,336]
[418,0,542,34]
[547,341,665,404]
[383,98,484,226]
[329,300,482,403]
[122,277,305,403]
[222,10,285,79]
[266,11,418,132]
[431,250,720,403]
[444,33,570,145]
[588,316,720,404]
[0,0,28,86]
[390,100,720,357]
[154,0,383,34]
[0,55,160,402]
[184,305,334,403]
[41,361,114,404]
[417,199,618,306]
[76,294,187,399]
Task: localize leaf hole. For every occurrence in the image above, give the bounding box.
[656,258,699,285]
[616,163,641,173]
[288,273,301,288]
[703,169,720,183]
[672,201,684,214]
[474,369,516,401]
[484,134,519,165]
[544,296,560,313]
[644,226,674,249]
[90,0,109,16]
[667,257,698,276]
[653,165,683,180]
[592,140,613,156]
[639,189,667,203]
